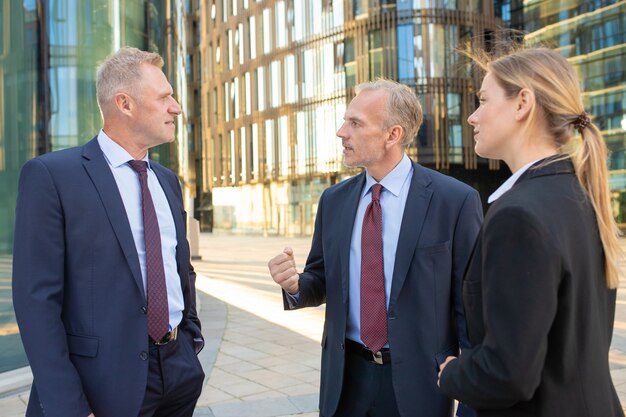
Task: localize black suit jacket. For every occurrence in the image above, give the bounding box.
[284,159,483,417]
[12,137,202,417]
[439,157,623,417]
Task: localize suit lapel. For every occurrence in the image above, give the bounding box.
[388,162,433,310]
[81,137,145,298]
[339,174,366,304]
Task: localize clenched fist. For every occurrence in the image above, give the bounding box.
[268,247,300,294]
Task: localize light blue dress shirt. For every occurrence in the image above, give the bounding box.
[97,131,184,330]
[346,153,413,345]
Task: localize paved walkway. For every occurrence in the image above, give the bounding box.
[2,233,626,416]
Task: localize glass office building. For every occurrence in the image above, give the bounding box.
[200,0,508,236]
[0,0,196,372]
[521,0,626,225]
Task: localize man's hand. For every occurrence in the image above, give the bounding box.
[268,247,300,294]
[437,355,457,386]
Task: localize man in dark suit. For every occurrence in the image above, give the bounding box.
[12,47,204,417]
[268,79,483,417]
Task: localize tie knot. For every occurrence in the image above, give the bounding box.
[370,184,383,202]
[128,160,148,174]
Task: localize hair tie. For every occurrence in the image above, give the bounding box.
[572,112,591,132]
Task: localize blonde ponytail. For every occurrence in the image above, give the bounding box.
[572,121,622,288]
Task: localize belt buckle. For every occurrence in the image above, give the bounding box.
[154,326,177,346]
[372,351,384,365]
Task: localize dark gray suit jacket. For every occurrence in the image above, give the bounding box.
[13,137,202,417]
[285,159,483,417]
[439,157,623,417]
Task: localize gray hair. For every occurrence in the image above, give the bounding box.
[96,47,164,116]
[355,79,423,147]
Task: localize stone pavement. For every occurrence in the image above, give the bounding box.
[2,233,626,416]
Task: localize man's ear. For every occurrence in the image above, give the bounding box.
[114,92,134,116]
[515,88,535,122]
[386,125,404,147]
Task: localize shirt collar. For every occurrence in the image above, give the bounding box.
[488,158,543,203]
[97,130,150,168]
[362,153,413,199]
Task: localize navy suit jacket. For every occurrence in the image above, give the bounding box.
[12,137,202,417]
[283,160,483,417]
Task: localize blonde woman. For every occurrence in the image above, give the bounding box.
[438,47,624,416]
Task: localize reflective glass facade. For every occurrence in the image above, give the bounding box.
[200,0,507,236]
[0,0,195,373]
[523,0,626,225]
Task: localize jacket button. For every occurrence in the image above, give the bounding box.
[341,343,345,350]
[140,351,148,361]
[141,306,147,314]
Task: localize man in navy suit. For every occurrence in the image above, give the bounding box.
[268,80,482,417]
[12,47,204,417]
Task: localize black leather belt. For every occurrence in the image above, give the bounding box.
[345,339,391,365]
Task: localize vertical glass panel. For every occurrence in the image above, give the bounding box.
[344,37,356,88]
[263,8,272,54]
[303,48,315,98]
[397,0,412,11]
[276,1,286,48]
[238,23,244,65]
[251,123,259,179]
[354,0,368,17]
[447,93,462,163]
[279,116,289,177]
[311,0,322,35]
[257,67,265,111]
[249,16,256,59]
[234,77,239,119]
[369,30,383,79]
[397,24,414,82]
[230,130,236,183]
[428,24,445,77]
[265,119,274,177]
[333,0,344,27]
[224,81,230,120]
[245,72,252,114]
[285,55,297,103]
[296,112,307,175]
[443,0,457,10]
[270,60,281,108]
[240,126,247,180]
[228,29,234,69]
[322,43,334,95]
[293,0,304,41]
[414,25,426,82]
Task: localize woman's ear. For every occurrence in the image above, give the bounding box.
[515,88,535,121]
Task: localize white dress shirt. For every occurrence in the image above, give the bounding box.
[97,130,184,330]
[346,154,413,345]
[488,158,543,203]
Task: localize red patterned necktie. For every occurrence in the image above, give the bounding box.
[360,183,388,352]
[128,160,169,342]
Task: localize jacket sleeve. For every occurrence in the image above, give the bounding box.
[282,190,328,310]
[12,159,92,417]
[452,189,483,350]
[440,205,560,408]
